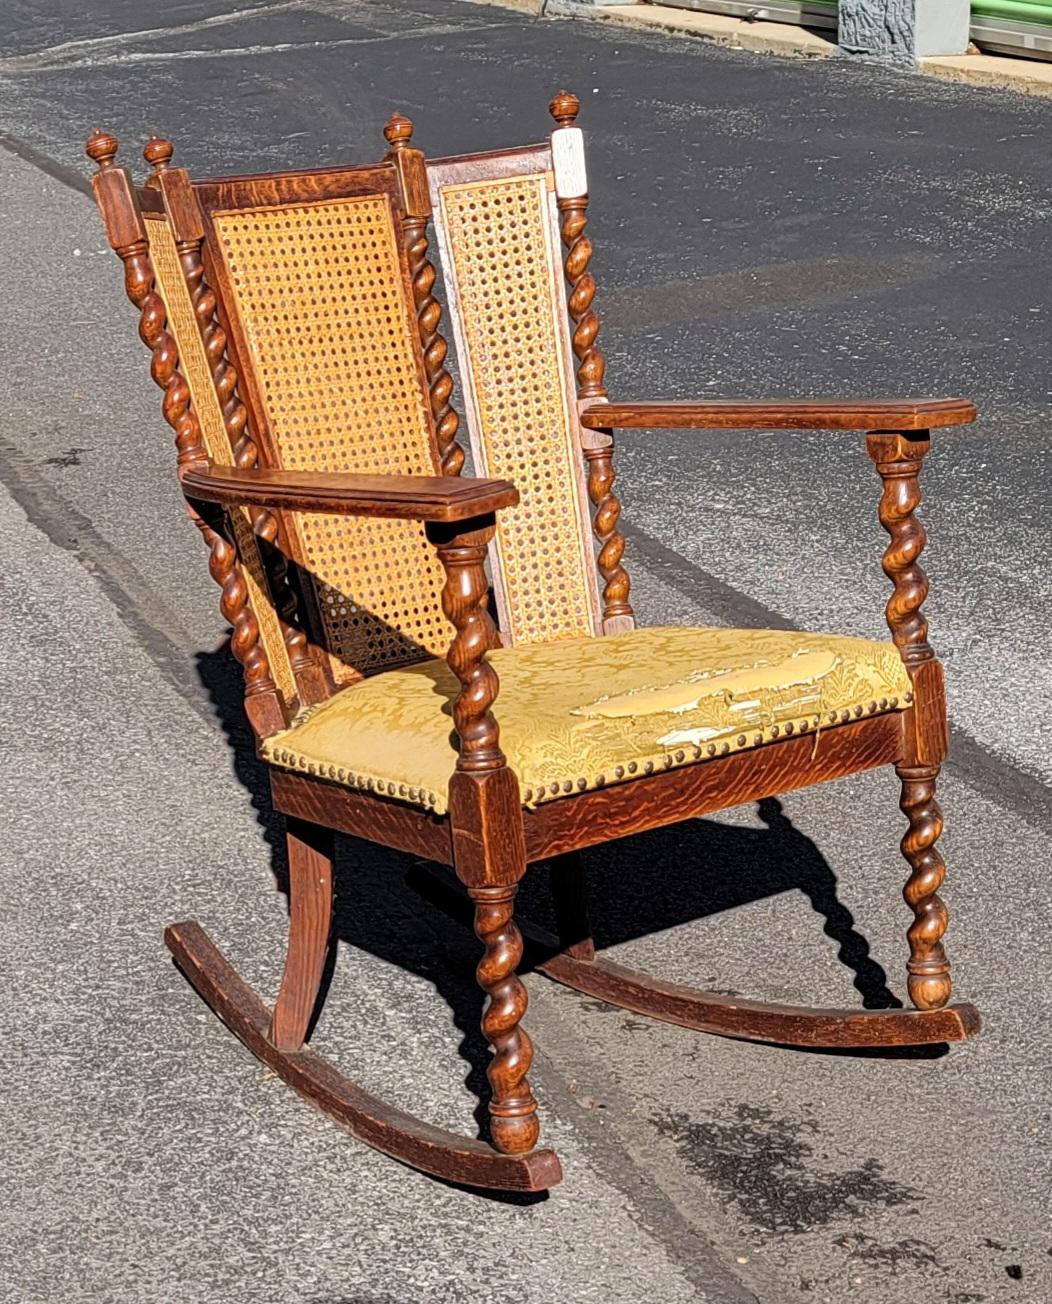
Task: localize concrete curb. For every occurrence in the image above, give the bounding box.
[539,0,1052,96]
[544,1,835,58]
[922,50,1052,97]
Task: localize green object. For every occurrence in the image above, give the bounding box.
[972,0,1052,22]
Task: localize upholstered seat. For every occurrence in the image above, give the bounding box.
[261,626,912,814]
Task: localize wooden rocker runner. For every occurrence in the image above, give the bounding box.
[86,93,980,1193]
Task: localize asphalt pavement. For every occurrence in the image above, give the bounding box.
[1,3,1050,1302]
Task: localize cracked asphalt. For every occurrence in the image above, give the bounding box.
[1,2,1050,1302]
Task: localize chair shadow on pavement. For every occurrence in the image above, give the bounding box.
[196,641,936,1203]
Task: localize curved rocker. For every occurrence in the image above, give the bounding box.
[164,921,562,1192]
[524,920,980,1049]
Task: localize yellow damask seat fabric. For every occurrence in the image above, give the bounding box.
[261,626,913,815]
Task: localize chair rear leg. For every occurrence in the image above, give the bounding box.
[897,763,952,1011]
[549,852,596,961]
[268,818,335,1052]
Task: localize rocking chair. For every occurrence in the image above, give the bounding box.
[86,91,979,1193]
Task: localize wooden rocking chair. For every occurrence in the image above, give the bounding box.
[86,92,980,1193]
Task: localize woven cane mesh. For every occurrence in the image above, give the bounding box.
[437,173,598,646]
[210,196,449,679]
[144,214,297,705]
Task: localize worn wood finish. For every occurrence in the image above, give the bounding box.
[524,923,980,1048]
[182,465,518,521]
[581,399,978,431]
[90,101,982,1192]
[165,921,562,1190]
[86,130,286,739]
[271,768,453,863]
[384,114,465,478]
[425,138,606,645]
[200,505,286,736]
[548,92,634,633]
[428,514,541,1152]
[896,766,951,1011]
[470,882,539,1154]
[867,430,953,1012]
[426,517,505,772]
[268,819,334,1051]
[144,139,327,710]
[523,713,902,862]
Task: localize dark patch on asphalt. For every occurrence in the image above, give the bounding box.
[653,1103,921,1235]
[832,1230,948,1275]
[44,446,89,467]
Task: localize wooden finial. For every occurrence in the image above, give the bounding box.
[383,113,414,152]
[143,136,174,171]
[85,129,119,169]
[549,90,580,129]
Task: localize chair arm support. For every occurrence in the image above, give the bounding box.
[181,464,519,522]
[866,432,948,769]
[580,399,977,432]
[425,519,508,775]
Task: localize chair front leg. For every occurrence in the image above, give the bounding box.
[868,430,952,1012]
[427,515,541,1156]
[470,881,540,1155]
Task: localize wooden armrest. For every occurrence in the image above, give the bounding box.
[580,399,977,432]
[181,464,519,521]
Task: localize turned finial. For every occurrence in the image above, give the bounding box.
[143,135,174,171]
[549,90,580,129]
[383,112,414,152]
[85,129,119,169]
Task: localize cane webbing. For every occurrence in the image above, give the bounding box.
[435,171,600,646]
[210,195,450,679]
[144,213,297,705]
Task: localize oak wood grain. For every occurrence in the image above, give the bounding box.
[528,935,979,1048]
[581,399,977,431]
[181,464,518,521]
[523,714,902,862]
[268,819,334,1052]
[165,921,562,1191]
[270,769,453,864]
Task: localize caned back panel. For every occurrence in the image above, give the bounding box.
[428,148,602,647]
[194,168,450,682]
[142,210,298,706]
